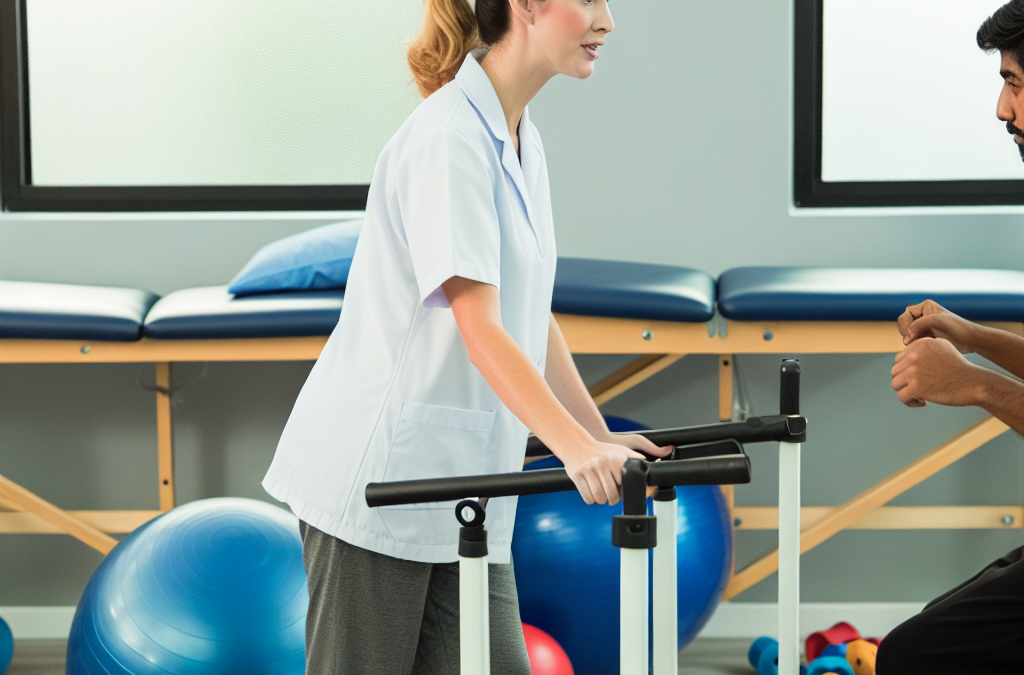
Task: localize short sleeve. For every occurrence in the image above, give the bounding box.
[395,128,501,308]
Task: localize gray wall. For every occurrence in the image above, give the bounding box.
[1,0,1022,608]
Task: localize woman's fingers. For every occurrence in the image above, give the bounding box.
[598,467,621,506]
[634,435,672,457]
[585,470,609,505]
[573,474,596,504]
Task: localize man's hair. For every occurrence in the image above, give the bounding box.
[978,0,1024,70]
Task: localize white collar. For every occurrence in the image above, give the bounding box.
[454,53,545,254]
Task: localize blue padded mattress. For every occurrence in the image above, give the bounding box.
[144,286,344,339]
[552,258,716,323]
[718,268,1024,321]
[0,280,158,341]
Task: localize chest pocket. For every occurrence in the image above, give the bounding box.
[379,400,496,543]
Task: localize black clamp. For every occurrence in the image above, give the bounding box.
[456,499,488,558]
[612,459,657,550]
[612,514,657,549]
[653,486,677,502]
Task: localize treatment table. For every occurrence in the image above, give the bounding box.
[2,262,1023,668]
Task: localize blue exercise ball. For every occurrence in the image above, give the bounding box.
[0,614,13,674]
[67,498,307,674]
[513,417,733,675]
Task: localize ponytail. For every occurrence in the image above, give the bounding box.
[408,0,481,98]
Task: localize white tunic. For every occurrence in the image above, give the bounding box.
[263,53,557,564]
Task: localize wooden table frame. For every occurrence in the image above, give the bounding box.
[2,316,1021,598]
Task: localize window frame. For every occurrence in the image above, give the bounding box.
[792,0,1024,209]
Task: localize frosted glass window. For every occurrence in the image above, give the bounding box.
[26,0,424,186]
[821,0,1024,182]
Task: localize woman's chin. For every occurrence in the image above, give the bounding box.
[567,62,597,80]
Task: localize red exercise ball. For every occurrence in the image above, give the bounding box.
[523,623,574,675]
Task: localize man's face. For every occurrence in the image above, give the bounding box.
[997,51,1024,161]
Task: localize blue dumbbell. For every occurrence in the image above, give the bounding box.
[749,636,810,675]
[757,641,780,675]
[748,636,778,669]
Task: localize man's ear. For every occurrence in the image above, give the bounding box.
[508,0,538,27]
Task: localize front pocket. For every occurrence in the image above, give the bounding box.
[378,401,496,544]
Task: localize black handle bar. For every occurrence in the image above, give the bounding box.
[524,414,806,457]
[365,440,751,508]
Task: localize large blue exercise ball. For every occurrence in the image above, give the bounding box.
[513,417,733,675]
[67,498,307,674]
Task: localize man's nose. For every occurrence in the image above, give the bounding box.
[996,86,1014,122]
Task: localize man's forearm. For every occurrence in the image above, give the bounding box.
[972,325,1024,381]
[974,368,1024,435]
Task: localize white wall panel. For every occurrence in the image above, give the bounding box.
[821,0,1022,182]
[26,0,423,186]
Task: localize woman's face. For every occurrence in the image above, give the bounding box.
[532,0,614,80]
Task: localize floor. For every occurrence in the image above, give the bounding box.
[10,637,755,674]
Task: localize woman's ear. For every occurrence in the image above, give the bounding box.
[508,0,539,27]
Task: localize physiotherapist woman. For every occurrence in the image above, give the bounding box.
[263,0,668,671]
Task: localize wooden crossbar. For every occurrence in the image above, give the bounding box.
[1,319,1018,364]
[0,510,161,534]
[0,473,118,554]
[734,505,1023,530]
[723,416,1010,599]
[588,354,684,406]
[0,336,328,364]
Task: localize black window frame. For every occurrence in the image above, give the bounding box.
[793,0,1024,209]
[0,0,369,212]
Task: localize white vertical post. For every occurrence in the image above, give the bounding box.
[652,497,678,675]
[620,547,650,675]
[778,441,801,675]
[460,555,490,675]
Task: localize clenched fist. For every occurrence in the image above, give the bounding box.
[891,337,985,408]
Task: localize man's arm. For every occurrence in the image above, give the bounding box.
[442,277,669,505]
[898,300,1024,379]
[891,337,1024,435]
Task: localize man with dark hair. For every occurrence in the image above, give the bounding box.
[874,6,1024,672]
[977,0,1024,161]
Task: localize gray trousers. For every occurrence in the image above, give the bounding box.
[299,521,531,675]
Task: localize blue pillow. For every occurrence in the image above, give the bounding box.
[228,220,362,295]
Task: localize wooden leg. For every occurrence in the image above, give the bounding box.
[156,363,175,512]
[718,354,734,422]
[719,354,736,578]
[0,473,118,554]
[588,354,685,407]
[724,415,1010,599]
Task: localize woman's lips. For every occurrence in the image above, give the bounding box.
[583,44,599,60]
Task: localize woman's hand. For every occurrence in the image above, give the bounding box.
[558,434,672,505]
[898,300,979,353]
[597,432,673,461]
